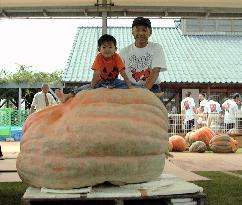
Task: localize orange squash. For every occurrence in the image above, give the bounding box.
[209,134,239,153]
[169,135,186,152]
[17,88,168,189]
[185,127,215,145]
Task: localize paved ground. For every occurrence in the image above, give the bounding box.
[169,152,242,171]
[1,142,242,183]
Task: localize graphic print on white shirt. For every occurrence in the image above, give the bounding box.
[119,42,167,86]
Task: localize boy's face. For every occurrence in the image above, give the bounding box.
[132,25,151,45]
[99,41,116,59]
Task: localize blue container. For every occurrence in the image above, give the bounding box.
[11,127,23,141]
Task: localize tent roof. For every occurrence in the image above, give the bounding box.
[1,0,242,18]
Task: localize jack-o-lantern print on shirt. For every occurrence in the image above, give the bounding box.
[92,53,125,81]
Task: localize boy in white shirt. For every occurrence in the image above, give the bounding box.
[119,17,167,98]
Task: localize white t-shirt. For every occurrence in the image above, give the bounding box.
[199,99,208,107]
[119,42,167,86]
[31,91,57,112]
[222,99,238,123]
[204,100,221,113]
[181,97,196,121]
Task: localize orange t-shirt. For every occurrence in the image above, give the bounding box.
[92,53,125,81]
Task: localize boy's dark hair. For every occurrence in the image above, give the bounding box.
[132,17,152,33]
[98,34,117,50]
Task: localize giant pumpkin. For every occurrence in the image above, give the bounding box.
[16,88,168,189]
[185,127,215,146]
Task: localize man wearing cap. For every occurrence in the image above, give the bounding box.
[119,17,167,96]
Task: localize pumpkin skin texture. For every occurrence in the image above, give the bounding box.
[16,88,168,189]
[209,134,239,153]
[168,140,173,152]
[169,135,186,152]
[189,141,207,153]
[185,127,215,146]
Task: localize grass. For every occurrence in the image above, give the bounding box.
[230,170,242,175]
[193,171,242,205]
[0,172,241,205]
[236,148,242,153]
[0,182,28,205]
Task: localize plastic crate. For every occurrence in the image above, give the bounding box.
[11,127,23,141]
[0,108,13,126]
[0,126,11,141]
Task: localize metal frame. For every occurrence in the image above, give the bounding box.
[1,6,242,18]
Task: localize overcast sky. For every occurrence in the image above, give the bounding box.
[0,18,175,73]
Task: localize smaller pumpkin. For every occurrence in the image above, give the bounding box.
[189,141,207,153]
[185,127,215,145]
[169,135,186,152]
[209,134,239,153]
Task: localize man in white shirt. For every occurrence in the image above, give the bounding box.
[222,93,240,132]
[198,93,208,111]
[30,83,57,113]
[181,91,196,131]
[119,17,167,96]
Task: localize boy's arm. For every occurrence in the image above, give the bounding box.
[120,69,132,88]
[90,70,101,88]
[144,67,160,90]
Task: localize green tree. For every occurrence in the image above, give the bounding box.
[0,64,62,85]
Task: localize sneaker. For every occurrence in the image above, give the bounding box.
[0,156,4,160]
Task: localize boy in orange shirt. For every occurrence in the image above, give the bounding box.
[56,34,132,102]
[90,34,132,89]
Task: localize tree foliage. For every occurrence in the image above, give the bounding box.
[0,64,62,85]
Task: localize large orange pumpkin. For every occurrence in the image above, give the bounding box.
[185,127,215,146]
[16,88,168,189]
[209,134,239,153]
[169,135,186,152]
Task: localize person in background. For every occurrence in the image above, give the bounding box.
[196,100,207,128]
[119,17,167,99]
[181,91,196,132]
[222,93,240,132]
[30,83,57,113]
[0,145,4,160]
[204,98,222,114]
[198,93,208,110]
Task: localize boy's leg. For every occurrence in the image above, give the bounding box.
[55,84,91,103]
[113,79,129,89]
[150,84,164,101]
[55,89,74,103]
[72,84,91,93]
